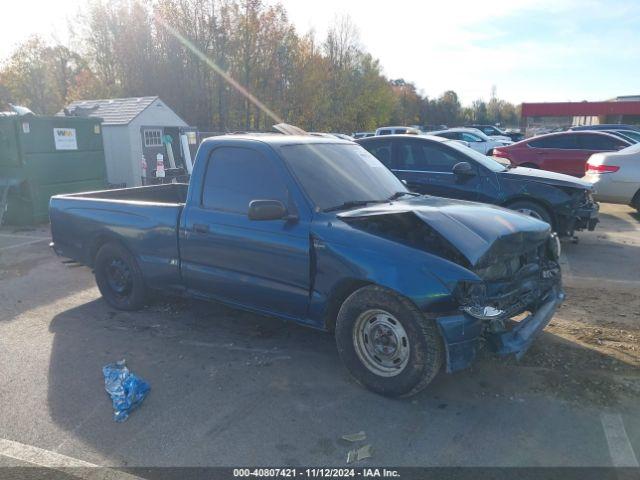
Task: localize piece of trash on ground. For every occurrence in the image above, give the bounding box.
[103,359,150,422]
[342,431,367,442]
[346,444,373,463]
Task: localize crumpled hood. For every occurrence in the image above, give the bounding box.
[500,167,593,189]
[337,196,550,268]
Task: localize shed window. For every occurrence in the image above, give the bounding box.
[143,129,163,147]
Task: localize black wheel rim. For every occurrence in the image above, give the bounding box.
[105,257,133,298]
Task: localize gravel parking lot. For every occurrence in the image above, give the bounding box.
[0,204,638,470]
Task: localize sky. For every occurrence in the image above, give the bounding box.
[1,0,639,105]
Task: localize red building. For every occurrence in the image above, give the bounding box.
[521,96,640,131]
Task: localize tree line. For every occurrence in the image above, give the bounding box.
[0,0,520,132]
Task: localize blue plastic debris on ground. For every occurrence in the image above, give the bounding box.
[102,359,150,422]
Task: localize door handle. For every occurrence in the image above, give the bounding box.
[193,223,209,234]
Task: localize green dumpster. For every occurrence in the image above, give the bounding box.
[0,114,107,225]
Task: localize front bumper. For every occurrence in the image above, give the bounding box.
[486,286,565,359]
[436,286,564,372]
[558,200,599,236]
[574,201,599,232]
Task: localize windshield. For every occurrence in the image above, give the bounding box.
[280,143,408,211]
[444,140,508,172]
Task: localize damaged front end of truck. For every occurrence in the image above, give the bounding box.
[337,199,564,373]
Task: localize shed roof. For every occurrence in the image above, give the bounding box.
[59,96,175,125]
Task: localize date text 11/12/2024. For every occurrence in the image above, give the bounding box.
[233,468,400,478]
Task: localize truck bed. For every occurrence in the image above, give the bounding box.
[50,184,187,290]
[58,183,188,205]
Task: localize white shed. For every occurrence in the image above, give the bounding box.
[59,97,191,187]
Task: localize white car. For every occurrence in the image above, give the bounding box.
[375,126,421,135]
[309,132,354,141]
[466,124,517,143]
[428,128,512,155]
[583,143,640,211]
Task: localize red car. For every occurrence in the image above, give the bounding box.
[492,131,631,177]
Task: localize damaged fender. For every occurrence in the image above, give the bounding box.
[311,196,560,372]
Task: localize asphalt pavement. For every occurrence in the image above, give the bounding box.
[0,205,638,471]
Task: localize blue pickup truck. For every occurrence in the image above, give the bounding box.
[50,135,564,397]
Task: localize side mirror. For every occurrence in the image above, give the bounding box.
[248,199,292,221]
[453,161,475,177]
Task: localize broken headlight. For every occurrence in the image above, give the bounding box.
[461,305,505,320]
[454,281,506,320]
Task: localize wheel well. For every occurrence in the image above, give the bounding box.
[323,279,372,332]
[503,197,556,228]
[87,234,128,268]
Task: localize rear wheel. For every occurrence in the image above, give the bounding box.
[508,200,553,227]
[335,285,443,397]
[94,242,147,310]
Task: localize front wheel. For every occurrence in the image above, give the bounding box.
[335,285,443,397]
[94,242,148,310]
[508,200,553,227]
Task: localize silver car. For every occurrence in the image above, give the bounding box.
[583,143,640,211]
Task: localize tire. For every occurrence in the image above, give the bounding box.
[94,242,147,310]
[508,200,553,227]
[335,285,443,397]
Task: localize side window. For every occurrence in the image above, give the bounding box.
[529,134,579,149]
[579,134,627,150]
[378,129,391,135]
[419,143,465,172]
[396,141,424,170]
[394,128,407,134]
[360,140,393,167]
[396,141,462,173]
[202,147,288,214]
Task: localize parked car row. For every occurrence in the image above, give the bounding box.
[317,121,639,213]
[353,124,524,142]
[427,127,512,155]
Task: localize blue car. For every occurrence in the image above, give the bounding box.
[50,135,563,397]
[356,134,599,238]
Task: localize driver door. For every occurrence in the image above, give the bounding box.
[180,146,310,319]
